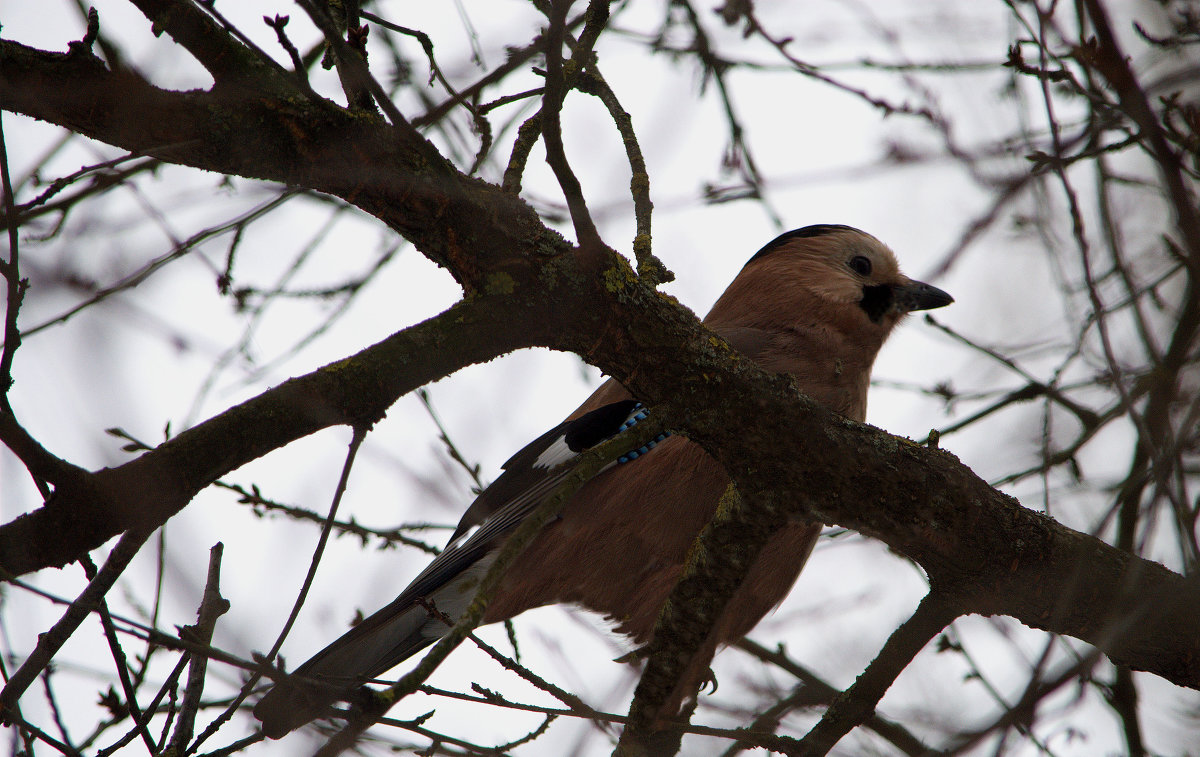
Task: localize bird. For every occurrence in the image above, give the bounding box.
[253,224,953,739]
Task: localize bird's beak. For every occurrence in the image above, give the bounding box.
[895,279,953,313]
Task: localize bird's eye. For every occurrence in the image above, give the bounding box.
[848,255,873,276]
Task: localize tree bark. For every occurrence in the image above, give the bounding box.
[1,29,1198,700]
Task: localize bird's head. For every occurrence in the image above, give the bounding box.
[706,224,952,345]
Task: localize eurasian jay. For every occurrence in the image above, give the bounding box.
[253,224,953,738]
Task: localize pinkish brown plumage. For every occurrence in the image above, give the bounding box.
[254,225,952,739]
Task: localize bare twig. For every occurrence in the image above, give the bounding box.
[0,113,24,412]
[189,429,367,754]
[170,543,230,755]
[732,639,938,757]
[80,553,159,755]
[792,593,958,755]
[265,427,367,663]
[0,527,154,721]
[537,0,602,248]
[262,14,314,95]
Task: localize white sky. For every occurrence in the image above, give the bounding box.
[2,1,1196,755]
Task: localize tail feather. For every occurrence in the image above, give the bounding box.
[253,602,436,739]
[255,540,500,737]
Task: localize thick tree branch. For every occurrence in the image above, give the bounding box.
[616,484,795,755]
[0,407,88,489]
[1,27,1199,719]
[551,262,1200,693]
[0,37,569,292]
[126,0,288,88]
[0,293,549,576]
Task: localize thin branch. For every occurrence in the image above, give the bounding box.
[80,555,158,754]
[0,155,161,233]
[313,411,670,755]
[673,1,784,227]
[792,592,958,755]
[1080,0,1200,274]
[0,527,154,720]
[190,429,367,755]
[941,645,1106,755]
[0,386,88,496]
[413,9,589,128]
[733,639,939,757]
[265,427,367,664]
[1107,665,1145,757]
[216,480,446,554]
[538,0,602,248]
[0,704,79,756]
[39,667,80,756]
[169,543,230,755]
[466,631,603,721]
[575,67,670,284]
[18,190,300,338]
[93,649,192,757]
[0,110,28,447]
[417,388,486,491]
[502,110,543,195]
[262,14,314,96]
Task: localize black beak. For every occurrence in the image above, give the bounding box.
[895,279,953,313]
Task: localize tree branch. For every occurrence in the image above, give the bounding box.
[734,639,934,757]
[1,23,1199,721]
[0,36,570,292]
[0,527,154,721]
[0,294,547,576]
[792,593,957,755]
[125,0,288,88]
[1080,0,1200,273]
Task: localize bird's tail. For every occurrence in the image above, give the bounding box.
[253,600,438,739]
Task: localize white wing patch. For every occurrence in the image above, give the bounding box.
[533,435,575,469]
[443,524,480,554]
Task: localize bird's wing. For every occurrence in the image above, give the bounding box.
[255,399,670,737]
[446,397,652,539]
